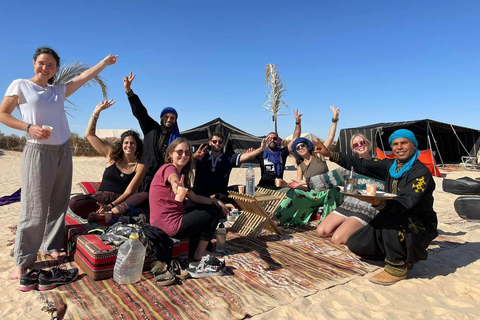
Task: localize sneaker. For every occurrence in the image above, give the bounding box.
[38,267,79,291]
[186,256,225,278]
[18,269,47,292]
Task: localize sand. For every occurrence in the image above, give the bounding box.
[0,150,479,319]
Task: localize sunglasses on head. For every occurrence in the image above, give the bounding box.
[295,143,308,151]
[353,140,367,149]
[211,140,223,144]
[173,149,191,157]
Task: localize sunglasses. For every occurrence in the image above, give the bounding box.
[173,149,191,157]
[269,137,278,141]
[352,140,367,149]
[295,143,308,151]
[211,140,223,144]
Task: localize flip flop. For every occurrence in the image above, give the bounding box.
[170,260,189,280]
[151,261,175,286]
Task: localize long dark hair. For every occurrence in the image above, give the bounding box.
[165,138,194,189]
[109,130,144,163]
[33,47,60,85]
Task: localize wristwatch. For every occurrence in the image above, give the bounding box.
[26,123,32,133]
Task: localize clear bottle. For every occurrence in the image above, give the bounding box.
[216,221,226,253]
[113,232,146,284]
[245,165,255,196]
[345,166,358,193]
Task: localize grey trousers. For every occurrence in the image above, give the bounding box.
[14,141,72,267]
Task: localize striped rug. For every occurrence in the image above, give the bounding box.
[34,228,460,320]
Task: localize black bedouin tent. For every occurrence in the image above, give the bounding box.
[181,117,263,154]
[335,119,480,165]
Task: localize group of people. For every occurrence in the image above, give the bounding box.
[1,46,438,287]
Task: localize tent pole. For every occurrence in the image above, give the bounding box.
[426,122,445,167]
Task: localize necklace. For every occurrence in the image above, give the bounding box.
[210,153,222,172]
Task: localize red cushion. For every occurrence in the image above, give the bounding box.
[76,182,101,195]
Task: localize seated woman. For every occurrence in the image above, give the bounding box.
[273,107,342,225]
[313,134,384,244]
[149,138,232,261]
[68,100,148,222]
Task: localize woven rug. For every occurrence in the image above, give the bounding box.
[34,228,463,320]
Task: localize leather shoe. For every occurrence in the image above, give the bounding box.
[369,270,406,286]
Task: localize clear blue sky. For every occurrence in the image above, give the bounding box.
[1,0,479,140]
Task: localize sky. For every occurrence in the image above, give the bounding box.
[1,0,479,141]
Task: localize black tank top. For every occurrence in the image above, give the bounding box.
[98,163,137,194]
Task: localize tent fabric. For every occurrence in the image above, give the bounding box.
[180,117,263,154]
[335,119,480,165]
[374,147,442,177]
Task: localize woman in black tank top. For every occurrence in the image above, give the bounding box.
[68,100,148,222]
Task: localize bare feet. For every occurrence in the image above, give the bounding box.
[48,251,67,261]
[9,266,25,280]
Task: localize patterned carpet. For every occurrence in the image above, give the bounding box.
[34,227,461,320]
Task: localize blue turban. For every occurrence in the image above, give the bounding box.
[388,129,420,179]
[388,129,418,147]
[291,137,314,159]
[160,107,180,145]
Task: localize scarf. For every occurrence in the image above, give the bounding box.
[388,129,419,179]
[160,107,180,145]
[263,148,283,178]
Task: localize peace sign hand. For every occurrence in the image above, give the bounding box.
[123,72,136,92]
[193,144,208,160]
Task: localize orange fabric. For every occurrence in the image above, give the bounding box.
[374,147,442,177]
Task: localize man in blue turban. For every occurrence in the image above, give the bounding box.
[313,129,438,285]
[124,72,180,192]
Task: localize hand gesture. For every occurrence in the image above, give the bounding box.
[330,105,340,121]
[94,99,115,115]
[288,179,306,189]
[260,137,272,150]
[172,174,185,194]
[313,138,332,158]
[193,144,208,160]
[103,54,118,66]
[293,109,303,123]
[123,72,136,92]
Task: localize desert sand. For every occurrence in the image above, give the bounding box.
[0,149,479,319]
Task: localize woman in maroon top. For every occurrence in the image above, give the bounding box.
[149,138,232,261]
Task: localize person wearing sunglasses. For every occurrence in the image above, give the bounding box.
[149,138,234,261]
[313,129,438,286]
[192,132,269,200]
[123,72,180,193]
[256,109,303,188]
[273,106,342,226]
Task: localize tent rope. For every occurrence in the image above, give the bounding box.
[450,124,472,155]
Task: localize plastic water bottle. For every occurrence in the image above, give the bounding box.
[216,221,226,253]
[246,165,255,196]
[113,232,146,284]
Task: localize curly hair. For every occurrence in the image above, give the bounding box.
[109,130,144,163]
[33,47,60,85]
[164,138,194,189]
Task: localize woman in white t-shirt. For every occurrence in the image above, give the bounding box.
[0,47,118,281]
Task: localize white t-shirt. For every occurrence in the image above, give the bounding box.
[5,79,70,145]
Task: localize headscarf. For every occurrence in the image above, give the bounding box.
[160,107,180,145]
[388,129,420,179]
[263,135,283,178]
[291,137,314,159]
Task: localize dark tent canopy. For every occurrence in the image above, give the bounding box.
[181,117,263,154]
[335,119,480,165]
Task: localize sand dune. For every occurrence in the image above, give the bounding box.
[0,150,479,319]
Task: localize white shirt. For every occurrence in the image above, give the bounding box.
[5,79,70,145]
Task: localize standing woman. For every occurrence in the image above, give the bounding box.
[68,100,148,222]
[0,47,118,280]
[149,138,232,261]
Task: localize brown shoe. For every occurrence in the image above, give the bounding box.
[369,270,406,286]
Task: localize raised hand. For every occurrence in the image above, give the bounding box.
[94,99,115,115]
[103,54,118,66]
[294,109,303,123]
[123,72,136,92]
[330,105,340,121]
[313,138,332,157]
[193,144,208,159]
[261,136,273,150]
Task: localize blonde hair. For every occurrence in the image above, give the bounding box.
[350,133,372,154]
[164,138,194,189]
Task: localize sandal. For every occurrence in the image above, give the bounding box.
[151,261,175,286]
[170,260,189,280]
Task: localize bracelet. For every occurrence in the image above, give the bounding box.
[295,121,301,125]
[92,113,99,119]
[109,203,115,208]
[331,118,339,123]
[26,123,32,133]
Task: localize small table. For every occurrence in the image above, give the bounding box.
[228,191,284,238]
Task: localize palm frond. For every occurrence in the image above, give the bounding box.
[263,64,288,132]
